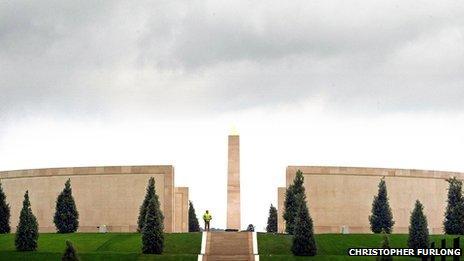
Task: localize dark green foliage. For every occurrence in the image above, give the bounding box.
[444,177,464,235]
[141,197,164,254]
[62,240,79,261]
[138,177,156,232]
[0,182,11,233]
[377,231,393,261]
[291,194,317,256]
[140,177,164,254]
[292,170,305,195]
[283,184,296,234]
[15,191,39,251]
[369,178,395,233]
[266,204,278,233]
[246,224,255,232]
[188,201,200,232]
[283,170,305,234]
[407,200,429,250]
[54,179,79,233]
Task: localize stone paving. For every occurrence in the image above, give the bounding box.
[203,232,255,261]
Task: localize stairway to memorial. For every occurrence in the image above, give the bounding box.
[203,232,255,261]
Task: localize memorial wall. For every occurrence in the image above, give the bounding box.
[278,166,464,234]
[0,165,189,233]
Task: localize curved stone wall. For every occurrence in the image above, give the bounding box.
[0,165,188,233]
[278,166,464,234]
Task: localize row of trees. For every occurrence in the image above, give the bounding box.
[369,176,464,236]
[0,179,79,251]
[369,176,464,251]
[0,177,167,255]
[278,170,464,256]
[371,198,431,253]
[0,179,79,236]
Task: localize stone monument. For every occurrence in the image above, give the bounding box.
[227,134,241,231]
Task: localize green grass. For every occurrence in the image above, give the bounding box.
[2,232,461,260]
[0,233,201,260]
[258,233,463,260]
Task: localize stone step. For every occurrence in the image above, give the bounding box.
[203,255,255,261]
[205,232,253,256]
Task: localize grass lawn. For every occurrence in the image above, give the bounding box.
[2,232,461,260]
[258,233,463,260]
[0,232,201,260]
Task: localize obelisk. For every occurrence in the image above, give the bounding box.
[227,134,241,230]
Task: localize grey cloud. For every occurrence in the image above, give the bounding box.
[139,1,461,68]
[0,0,463,121]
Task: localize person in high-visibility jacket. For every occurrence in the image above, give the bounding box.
[203,210,212,231]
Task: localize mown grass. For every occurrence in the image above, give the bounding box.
[1,232,461,260]
[0,232,201,260]
[258,233,463,260]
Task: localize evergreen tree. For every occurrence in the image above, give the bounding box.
[141,197,164,254]
[369,178,395,233]
[266,204,278,233]
[377,231,393,261]
[292,170,305,195]
[444,177,464,235]
[407,200,429,250]
[62,240,80,261]
[0,182,11,233]
[138,177,156,232]
[188,201,200,232]
[54,179,79,233]
[15,191,39,251]
[283,184,296,234]
[291,194,316,256]
[284,170,305,234]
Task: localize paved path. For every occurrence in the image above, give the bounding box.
[203,232,255,261]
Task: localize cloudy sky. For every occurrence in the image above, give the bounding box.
[1,0,464,230]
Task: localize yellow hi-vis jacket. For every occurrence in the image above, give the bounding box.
[203,213,212,222]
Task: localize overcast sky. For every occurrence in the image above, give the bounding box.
[1,0,464,231]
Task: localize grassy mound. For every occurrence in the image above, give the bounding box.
[258,233,463,260]
[0,232,201,260]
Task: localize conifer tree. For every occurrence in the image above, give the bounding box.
[62,240,80,261]
[444,177,464,235]
[54,179,79,233]
[188,201,200,232]
[284,170,305,234]
[407,200,429,250]
[377,231,393,261]
[138,177,156,232]
[0,182,11,233]
[291,194,316,256]
[141,197,164,254]
[283,184,296,234]
[369,178,395,233]
[15,191,39,251]
[292,170,305,195]
[266,204,278,233]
